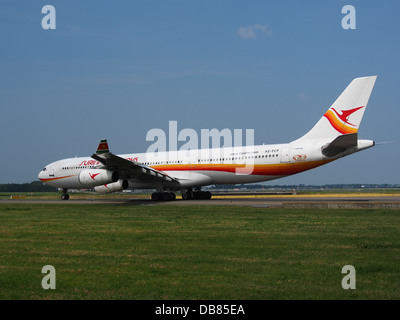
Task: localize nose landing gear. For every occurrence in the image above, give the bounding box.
[60,188,70,200]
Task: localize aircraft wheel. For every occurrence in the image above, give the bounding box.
[182,188,194,200]
[162,193,169,201]
[151,192,161,201]
[61,194,69,200]
[167,192,176,201]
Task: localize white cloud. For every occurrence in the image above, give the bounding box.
[238,24,272,39]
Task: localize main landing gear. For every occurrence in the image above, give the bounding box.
[181,188,212,200]
[151,192,176,201]
[150,188,212,201]
[60,188,70,200]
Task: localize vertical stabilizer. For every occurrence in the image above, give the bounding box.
[96,139,110,154]
[294,76,377,142]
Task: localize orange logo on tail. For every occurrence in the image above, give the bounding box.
[331,106,364,126]
[324,106,364,134]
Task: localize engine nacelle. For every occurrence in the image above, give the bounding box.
[78,169,119,188]
[94,179,129,194]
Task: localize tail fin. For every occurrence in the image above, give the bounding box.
[95,139,110,154]
[295,76,377,141]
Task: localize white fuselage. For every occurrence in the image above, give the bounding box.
[38,139,374,191]
[37,76,378,197]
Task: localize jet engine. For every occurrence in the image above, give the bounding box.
[78,169,119,187]
[94,179,129,194]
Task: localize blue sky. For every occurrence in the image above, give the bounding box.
[0,1,399,184]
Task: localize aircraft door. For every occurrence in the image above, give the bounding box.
[280,147,292,163]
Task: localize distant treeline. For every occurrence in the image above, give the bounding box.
[211,183,400,190]
[0,181,57,193]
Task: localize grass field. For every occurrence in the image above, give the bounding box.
[1,188,400,201]
[0,203,399,300]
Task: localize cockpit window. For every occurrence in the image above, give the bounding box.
[42,168,47,171]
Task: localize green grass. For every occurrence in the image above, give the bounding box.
[0,204,399,299]
[0,192,151,200]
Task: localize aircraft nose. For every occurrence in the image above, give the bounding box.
[38,167,47,182]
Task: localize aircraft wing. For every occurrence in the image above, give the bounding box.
[91,139,179,184]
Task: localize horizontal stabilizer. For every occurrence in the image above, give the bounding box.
[321,133,358,157]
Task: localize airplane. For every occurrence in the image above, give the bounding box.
[38,76,377,201]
